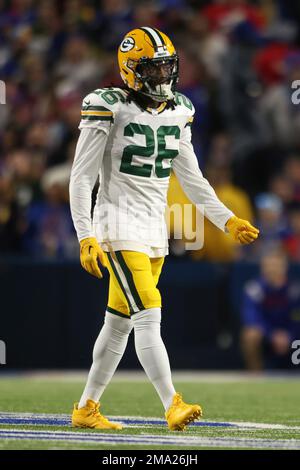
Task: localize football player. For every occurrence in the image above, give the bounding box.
[69,27,259,431]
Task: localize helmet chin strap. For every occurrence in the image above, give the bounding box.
[142,82,174,102]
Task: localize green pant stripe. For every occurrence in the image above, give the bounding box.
[107,252,133,314]
[107,306,131,319]
[115,252,145,312]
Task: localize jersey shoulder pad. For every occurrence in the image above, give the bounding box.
[174,92,195,115]
[174,92,194,127]
[79,88,127,132]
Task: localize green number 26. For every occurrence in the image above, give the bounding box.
[120,124,180,178]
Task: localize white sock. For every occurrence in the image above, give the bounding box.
[78,311,133,409]
[132,307,176,411]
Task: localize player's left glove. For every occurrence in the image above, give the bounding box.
[225,216,259,244]
[79,237,107,279]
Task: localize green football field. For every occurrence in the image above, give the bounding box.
[0,373,300,450]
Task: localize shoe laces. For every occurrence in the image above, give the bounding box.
[173,392,184,406]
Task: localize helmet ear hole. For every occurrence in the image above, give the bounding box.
[122,68,128,75]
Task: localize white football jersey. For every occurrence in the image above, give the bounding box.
[70,87,233,256]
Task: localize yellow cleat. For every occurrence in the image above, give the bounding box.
[72,399,123,430]
[165,393,202,431]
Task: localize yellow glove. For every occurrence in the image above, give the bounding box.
[226,216,259,245]
[79,237,107,279]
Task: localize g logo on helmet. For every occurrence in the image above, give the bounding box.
[120,37,135,52]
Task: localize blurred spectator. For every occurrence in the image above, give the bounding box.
[283,155,300,203]
[54,35,106,99]
[269,173,294,207]
[4,149,45,208]
[258,50,300,148]
[0,173,22,253]
[20,134,77,258]
[283,201,300,261]
[93,0,134,51]
[22,175,77,259]
[133,1,162,29]
[241,250,300,370]
[177,47,209,162]
[254,43,293,88]
[218,17,267,163]
[243,192,287,260]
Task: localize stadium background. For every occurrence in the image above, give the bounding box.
[1,0,300,371]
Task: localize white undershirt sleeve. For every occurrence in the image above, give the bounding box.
[69,128,108,241]
[172,127,234,232]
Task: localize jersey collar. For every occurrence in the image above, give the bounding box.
[146,101,167,115]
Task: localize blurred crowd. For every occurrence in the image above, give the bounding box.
[1,0,300,261]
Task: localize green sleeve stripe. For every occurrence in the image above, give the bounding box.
[81,105,112,112]
[81,115,113,121]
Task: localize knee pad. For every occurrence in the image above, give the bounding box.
[132,307,161,329]
[139,287,162,311]
[132,308,162,349]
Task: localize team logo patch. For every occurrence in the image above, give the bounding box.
[120,37,135,52]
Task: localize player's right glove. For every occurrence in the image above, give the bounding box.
[226,216,259,244]
[79,237,107,279]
